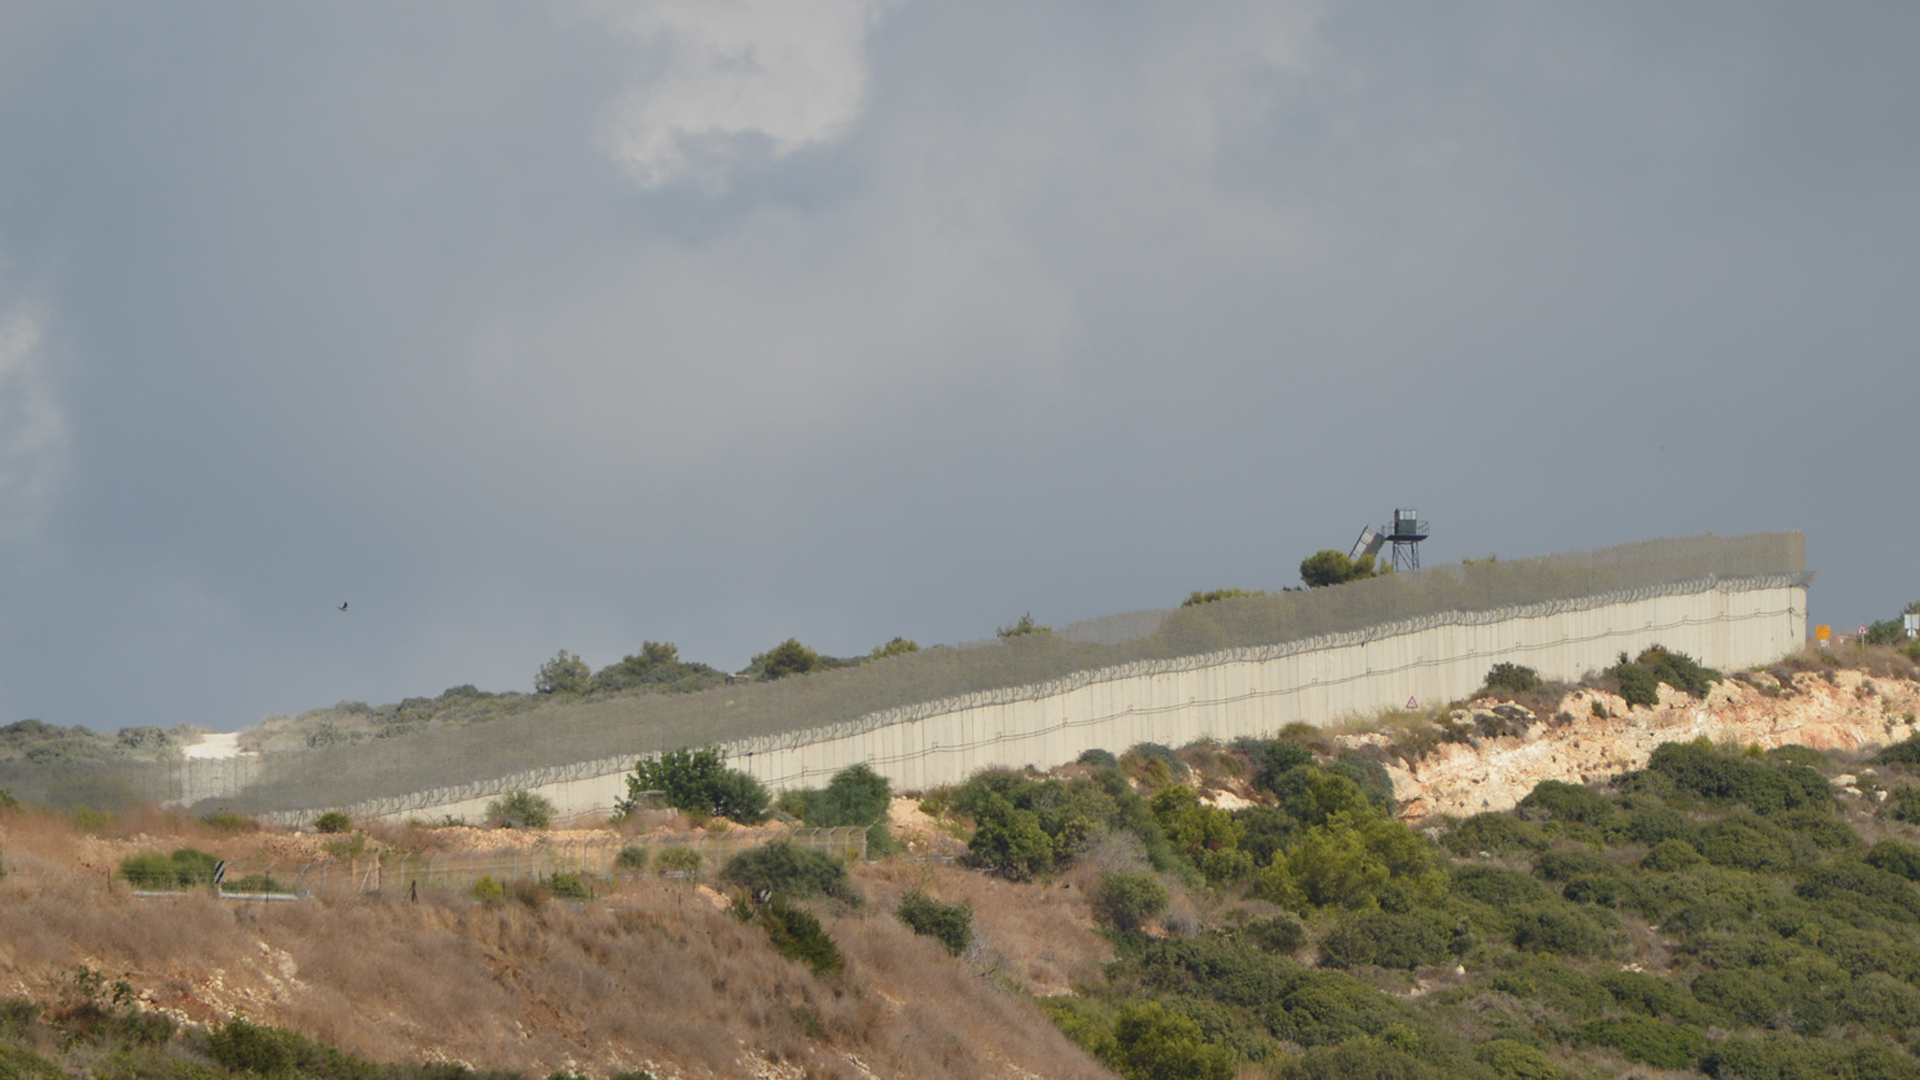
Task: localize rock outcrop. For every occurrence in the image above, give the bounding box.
[1347,667,1920,821]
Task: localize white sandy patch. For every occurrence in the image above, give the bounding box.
[183,731,253,760]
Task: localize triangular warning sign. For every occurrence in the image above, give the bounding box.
[1406,696,1418,710]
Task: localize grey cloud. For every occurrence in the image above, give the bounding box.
[0,2,1914,730]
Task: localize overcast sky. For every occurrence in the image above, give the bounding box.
[0,2,1915,732]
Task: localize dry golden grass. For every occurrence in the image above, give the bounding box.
[0,806,1116,1080]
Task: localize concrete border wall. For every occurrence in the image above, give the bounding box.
[277,572,1806,826]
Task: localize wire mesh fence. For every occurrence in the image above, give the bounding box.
[12,532,1804,818]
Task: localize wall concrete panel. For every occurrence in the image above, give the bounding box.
[291,575,1803,827]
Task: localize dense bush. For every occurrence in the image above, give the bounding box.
[1299,550,1380,588]
[1182,588,1266,607]
[1574,1016,1704,1069]
[783,763,891,827]
[1867,838,1920,881]
[656,847,701,878]
[1877,733,1920,767]
[895,889,972,955]
[614,845,648,871]
[312,811,353,834]
[1645,739,1830,814]
[1607,646,1721,706]
[1107,1001,1235,1080]
[544,872,591,901]
[721,841,858,903]
[1078,748,1119,768]
[1517,780,1615,826]
[752,638,819,679]
[1483,662,1543,695]
[1640,838,1705,872]
[534,650,590,695]
[1441,813,1548,856]
[118,848,219,889]
[1094,871,1171,932]
[758,901,843,977]
[620,746,770,824]
[485,790,554,830]
[1317,912,1450,970]
[966,792,1056,880]
[1511,904,1612,956]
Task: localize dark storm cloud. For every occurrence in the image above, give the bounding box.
[0,2,1914,730]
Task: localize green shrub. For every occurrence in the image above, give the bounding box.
[620,746,770,824]
[1511,904,1611,956]
[1281,1042,1441,1080]
[1476,1039,1560,1080]
[1127,743,1192,783]
[117,848,218,889]
[1697,815,1794,873]
[1607,646,1721,706]
[966,793,1055,880]
[1483,663,1543,695]
[1108,1000,1234,1080]
[1451,865,1551,907]
[1877,733,1920,767]
[787,763,892,827]
[1299,549,1380,589]
[1094,870,1171,932]
[896,889,972,955]
[721,840,858,902]
[614,845,649,871]
[1796,859,1920,922]
[1318,912,1450,970]
[1640,838,1705,872]
[312,810,353,834]
[485,790,554,830]
[200,811,256,833]
[1647,739,1830,814]
[1574,1016,1704,1069]
[534,649,591,694]
[1441,813,1548,856]
[0,788,17,813]
[1867,838,1920,882]
[1183,588,1266,607]
[1866,619,1906,647]
[759,900,843,976]
[1242,913,1307,954]
[470,876,505,903]
[0,997,41,1037]
[207,1019,364,1079]
[545,872,591,901]
[997,612,1050,638]
[656,846,702,878]
[1078,748,1119,768]
[1692,968,1788,1026]
[1517,780,1615,826]
[222,874,289,895]
[753,638,820,679]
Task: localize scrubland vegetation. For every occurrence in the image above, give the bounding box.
[11,640,1920,1079]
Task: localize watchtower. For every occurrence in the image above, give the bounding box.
[1386,508,1428,571]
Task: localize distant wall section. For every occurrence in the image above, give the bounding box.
[299,572,1805,826]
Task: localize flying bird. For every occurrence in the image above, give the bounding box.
[338,602,348,611]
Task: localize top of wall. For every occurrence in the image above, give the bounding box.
[215,531,1805,813]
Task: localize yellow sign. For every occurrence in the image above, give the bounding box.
[1816,625,1831,641]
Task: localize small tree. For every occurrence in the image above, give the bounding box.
[967,793,1054,880]
[997,612,1050,638]
[621,746,770,824]
[868,636,919,660]
[896,889,972,955]
[535,650,590,695]
[1181,588,1265,607]
[487,790,554,830]
[754,638,819,680]
[1483,662,1543,694]
[312,811,353,834]
[1299,550,1379,588]
[1093,870,1170,932]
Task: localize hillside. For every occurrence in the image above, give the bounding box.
[8,642,1920,1079]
